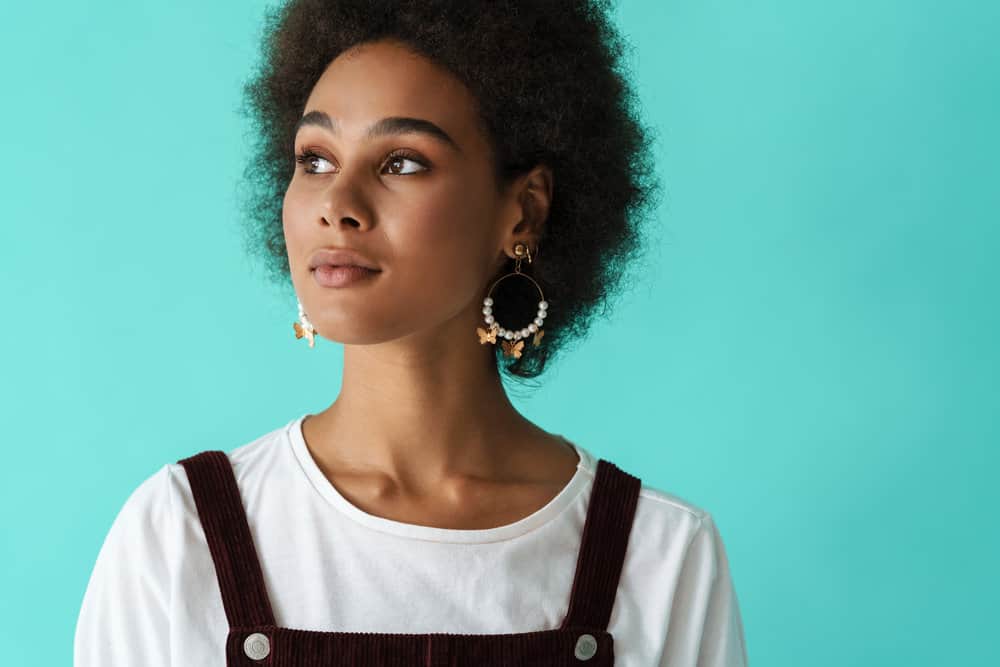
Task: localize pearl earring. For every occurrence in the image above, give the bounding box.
[476,242,548,359]
[293,299,317,348]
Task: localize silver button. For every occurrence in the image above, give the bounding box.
[243,632,271,660]
[574,633,598,660]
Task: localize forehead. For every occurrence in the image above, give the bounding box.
[303,39,483,146]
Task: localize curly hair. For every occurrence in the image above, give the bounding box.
[237,0,663,384]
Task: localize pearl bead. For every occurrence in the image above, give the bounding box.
[484,315,494,324]
[482,306,492,315]
[539,301,548,310]
[520,328,530,337]
[505,331,514,340]
[514,332,523,340]
[528,323,538,332]
[534,317,544,327]
[537,310,547,319]
[483,297,493,306]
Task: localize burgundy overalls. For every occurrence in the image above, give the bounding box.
[178,449,641,666]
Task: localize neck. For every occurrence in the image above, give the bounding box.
[302,309,543,493]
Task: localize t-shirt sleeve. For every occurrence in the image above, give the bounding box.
[74,464,174,667]
[660,513,749,667]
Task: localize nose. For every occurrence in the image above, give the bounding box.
[322,213,362,228]
[317,167,374,230]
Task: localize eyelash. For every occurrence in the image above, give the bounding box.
[293,148,430,176]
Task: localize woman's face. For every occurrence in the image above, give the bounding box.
[283,38,518,346]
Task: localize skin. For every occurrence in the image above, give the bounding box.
[283,38,579,530]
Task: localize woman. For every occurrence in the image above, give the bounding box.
[74,1,748,665]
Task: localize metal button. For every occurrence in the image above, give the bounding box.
[574,633,598,660]
[243,632,271,660]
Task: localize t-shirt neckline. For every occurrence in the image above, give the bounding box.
[286,414,592,543]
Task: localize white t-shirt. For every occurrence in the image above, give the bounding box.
[74,415,748,666]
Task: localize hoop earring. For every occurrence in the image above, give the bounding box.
[293,299,317,348]
[476,242,548,359]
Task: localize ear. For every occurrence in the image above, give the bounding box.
[499,164,553,261]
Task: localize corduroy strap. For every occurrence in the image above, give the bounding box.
[178,450,276,629]
[559,458,642,631]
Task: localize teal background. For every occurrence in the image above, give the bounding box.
[2,1,997,665]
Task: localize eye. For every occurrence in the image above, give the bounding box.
[382,149,430,176]
[294,150,334,175]
[293,148,431,176]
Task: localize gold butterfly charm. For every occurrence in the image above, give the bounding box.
[532,329,545,347]
[501,339,525,359]
[476,324,498,344]
[293,321,316,348]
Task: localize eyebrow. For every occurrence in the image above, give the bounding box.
[294,110,461,153]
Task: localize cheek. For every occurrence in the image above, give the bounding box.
[400,170,496,247]
[384,201,496,326]
[282,183,311,266]
[392,187,490,276]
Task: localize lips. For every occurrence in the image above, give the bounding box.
[312,264,380,288]
[308,247,381,271]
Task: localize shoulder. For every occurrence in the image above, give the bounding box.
[164,418,296,516]
[96,460,189,564]
[77,462,180,623]
[76,419,293,667]
[105,462,176,539]
[578,448,728,564]
[632,481,721,550]
[583,460,738,604]
[637,482,712,524]
[173,419,290,471]
[84,415,293,573]
[576,445,714,533]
